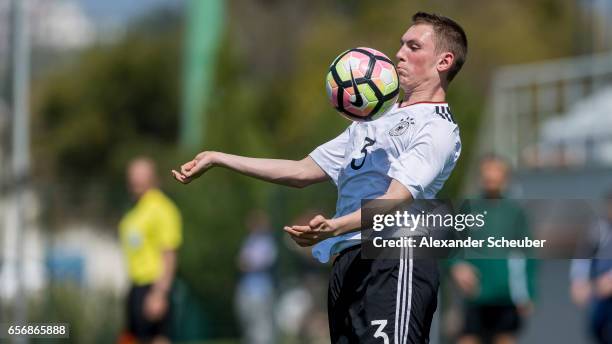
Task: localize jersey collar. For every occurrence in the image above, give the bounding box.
[397,101,448,109]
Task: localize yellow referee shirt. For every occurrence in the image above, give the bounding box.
[119,188,182,286]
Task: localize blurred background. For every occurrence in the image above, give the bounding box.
[0,0,611,343]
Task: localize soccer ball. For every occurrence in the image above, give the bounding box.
[326,47,400,122]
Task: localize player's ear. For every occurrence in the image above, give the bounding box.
[436,51,454,74]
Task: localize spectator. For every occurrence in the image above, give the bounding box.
[571,191,612,344]
[450,154,536,344]
[235,210,277,344]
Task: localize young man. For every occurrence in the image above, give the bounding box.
[173,12,467,343]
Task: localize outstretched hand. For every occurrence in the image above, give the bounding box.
[284,214,338,247]
[172,151,216,184]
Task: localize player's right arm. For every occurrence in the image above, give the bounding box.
[171,151,328,188]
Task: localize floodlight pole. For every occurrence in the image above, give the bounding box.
[8,0,30,341]
[11,0,30,181]
[179,0,224,149]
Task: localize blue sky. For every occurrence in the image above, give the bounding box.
[79,0,184,24]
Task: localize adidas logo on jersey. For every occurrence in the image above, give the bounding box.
[435,106,455,123]
[389,117,415,136]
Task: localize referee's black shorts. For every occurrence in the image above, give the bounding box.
[328,244,439,344]
[126,284,172,341]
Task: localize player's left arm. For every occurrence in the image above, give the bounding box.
[284,179,412,246]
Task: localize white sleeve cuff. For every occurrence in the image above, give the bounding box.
[309,149,339,185]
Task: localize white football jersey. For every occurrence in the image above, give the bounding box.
[309,102,461,263]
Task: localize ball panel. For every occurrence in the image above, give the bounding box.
[379,98,396,115]
[378,66,394,85]
[370,62,382,80]
[384,83,399,96]
[364,99,378,114]
[346,52,370,79]
[359,83,378,103]
[335,56,351,82]
[330,49,350,67]
[379,68,399,95]
[357,47,387,58]
[341,87,355,109]
[326,71,337,87]
[371,78,386,94]
[326,72,339,107]
[344,104,370,117]
[326,86,338,108]
[330,87,339,107]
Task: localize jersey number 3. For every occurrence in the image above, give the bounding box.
[371,319,389,344]
[351,137,376,170]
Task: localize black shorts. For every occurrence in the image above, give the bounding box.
[328,245,439,344]
[127,284,171,340]
[462,304,521,338]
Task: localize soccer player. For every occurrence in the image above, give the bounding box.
[173,12,467,343]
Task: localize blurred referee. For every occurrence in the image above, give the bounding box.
[119,157,182,344]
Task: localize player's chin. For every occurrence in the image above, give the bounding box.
[397,76,411,90]
[398,82,412,94]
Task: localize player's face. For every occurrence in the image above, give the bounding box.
[480,160,509,197]
[395,24,439,92]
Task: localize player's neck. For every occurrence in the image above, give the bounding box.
[399,85,446,107]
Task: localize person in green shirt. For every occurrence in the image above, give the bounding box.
[119,157,182,344]
[450,154,536,344]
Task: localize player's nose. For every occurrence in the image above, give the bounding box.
[395,48,405,62]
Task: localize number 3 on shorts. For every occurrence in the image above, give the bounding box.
[371,319,389,344]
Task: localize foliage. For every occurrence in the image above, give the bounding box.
[27,284,123,344]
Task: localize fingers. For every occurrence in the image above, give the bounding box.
[309,215,326,228]
[283,226,318,247]
[181,160,197,176]
[173,157,201,184]
[171,170,190,184]
[283,226,299,236]
[283,226,314,236]
[288,225,312,233]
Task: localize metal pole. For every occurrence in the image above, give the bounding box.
[12,0,30,177]
[10,0,30,341]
